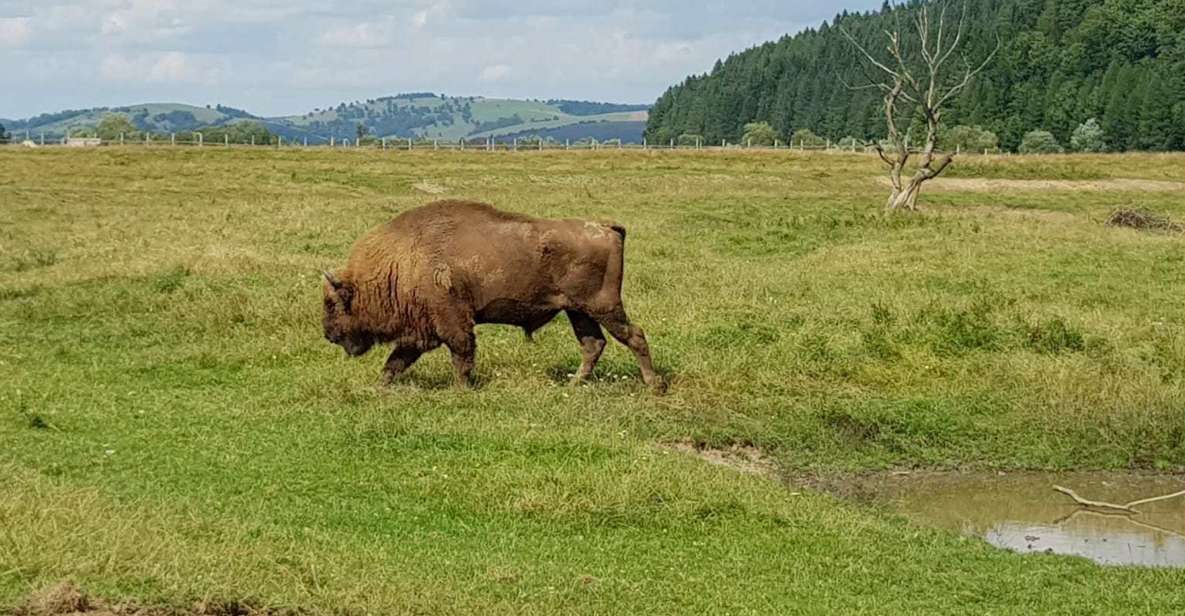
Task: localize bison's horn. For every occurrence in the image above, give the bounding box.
[322,270,342,288]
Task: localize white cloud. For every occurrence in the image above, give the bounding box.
[100,51,221,84]
[0,17,31,47]
[478,64,511,83]
[317,21,396,48]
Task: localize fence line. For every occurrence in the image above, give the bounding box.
[2,133,1007,156]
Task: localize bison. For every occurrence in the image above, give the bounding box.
[322,200,663,390]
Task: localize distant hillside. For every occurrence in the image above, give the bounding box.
[647,0,1185,151]
[495,121,648,144]
[275,94,648,142]
[4,94,650,144]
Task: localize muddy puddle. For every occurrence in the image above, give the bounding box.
[807,472,1185,568]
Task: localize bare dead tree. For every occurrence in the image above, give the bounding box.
[841,1,998,211]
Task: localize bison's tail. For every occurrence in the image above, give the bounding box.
[608,223,626,240]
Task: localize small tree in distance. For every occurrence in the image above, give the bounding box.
[1070,119,1107,153]
[841,1,998,210]
[1019,130,1063,154]
[96,114,139,141]
[940,125,999,153]
[790,128,826,148]
[741,122,778,146]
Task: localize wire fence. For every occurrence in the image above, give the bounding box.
[2,132,896,154]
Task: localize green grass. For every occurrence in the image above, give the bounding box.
[2,148,1185,613]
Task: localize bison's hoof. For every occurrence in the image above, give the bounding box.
[648,377,669,395]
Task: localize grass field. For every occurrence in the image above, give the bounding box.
[2,148,1184,613]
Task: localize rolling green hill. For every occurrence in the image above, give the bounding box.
[646,0,1185,152]
[3,94,649,143]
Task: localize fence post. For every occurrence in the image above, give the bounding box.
[278,136,283,147]
[171,133,175,146]
[513,138,518,151]
[382,137,387,150]
[251,135,255,146]
[566,139,570,150]
[40,132,44,145]
[225,134,229,147]
[643,137,647,150]
[434,139,438,150]
[407,138,412,151]
[197,133,203,147]
[774,139,779,149]
[145,132,150,145]
[120,133,124,145]
[538,139,543,151]
[330,136,335,147]
[303,137,307,147]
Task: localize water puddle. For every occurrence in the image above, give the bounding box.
[806,472,1185,568]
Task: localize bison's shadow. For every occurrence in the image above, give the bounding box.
[382,371,490,391]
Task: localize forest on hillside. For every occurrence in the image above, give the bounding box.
[645,0,1185,152]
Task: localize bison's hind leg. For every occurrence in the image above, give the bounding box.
[593,306,665,393]
[566,310,606,383]
[522,310,560,344]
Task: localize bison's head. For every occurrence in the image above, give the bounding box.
[322,271,376,357]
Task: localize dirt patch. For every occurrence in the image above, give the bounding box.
[10,581,299,616]
[1105,208,1184,233]
[663,441,777,478]
[411,180,447,195]
[873,177,1185,193]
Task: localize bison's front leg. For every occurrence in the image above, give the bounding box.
[381,347,423,386]
[443,330,477,389]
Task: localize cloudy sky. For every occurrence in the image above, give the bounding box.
[0,0,881,119]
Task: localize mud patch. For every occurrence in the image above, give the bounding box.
[10,581,300,616]
[663,441,777,478]
[873,177,1185,193]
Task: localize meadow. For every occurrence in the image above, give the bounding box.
[2,147,1184,614]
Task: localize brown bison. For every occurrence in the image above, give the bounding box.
[322,200,663,390]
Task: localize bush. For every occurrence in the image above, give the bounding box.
[96,114,139,141]
[1019,130,1063,154]
[790,128,827,148]
[1070,118,1107,153]
[940,125,999,153]
[836,136,863,150]
[741,122,778,146]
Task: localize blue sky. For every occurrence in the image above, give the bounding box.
[0,1,881,119]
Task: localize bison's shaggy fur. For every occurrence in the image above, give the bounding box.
[323,200,662,390]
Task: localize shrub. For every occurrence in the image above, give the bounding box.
[790,128,827,148]
[741,122,779,146]
[940,125,999,153]
[1070,118,1107,153]
[1019,130,1063,154]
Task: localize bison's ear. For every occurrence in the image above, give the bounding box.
[322,271,353,310]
